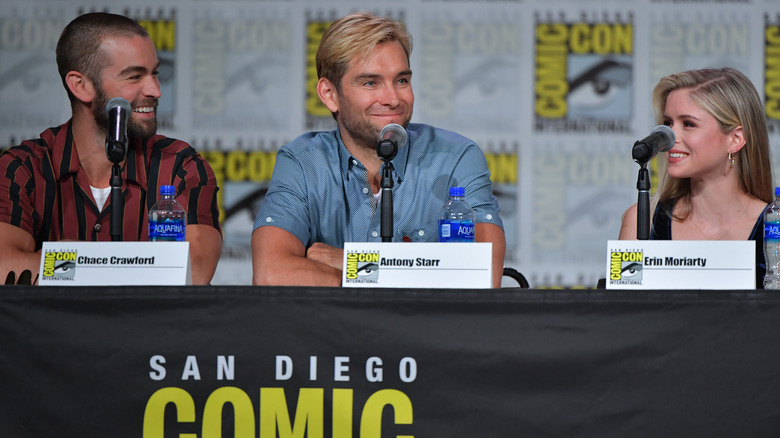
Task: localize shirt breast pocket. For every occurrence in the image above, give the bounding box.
[398,220,439,243]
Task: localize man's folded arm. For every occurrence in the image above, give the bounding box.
[186,224,222,285]
[251,226,342,286]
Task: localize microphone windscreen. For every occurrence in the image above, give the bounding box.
[380,123,407,147]
[652,124,675,152]
[105,97,132,116]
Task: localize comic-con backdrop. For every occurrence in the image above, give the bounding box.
[2,0,778,287]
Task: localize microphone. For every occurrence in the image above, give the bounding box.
[632,125,675,164]
[377,123,407,161]
[105,97,132,164]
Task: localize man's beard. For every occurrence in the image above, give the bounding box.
[92,87,158,140]
[340,115,382,152]
[338,105,412,154]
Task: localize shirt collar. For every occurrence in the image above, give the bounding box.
[335,126,410,181]
[45,119,144,185]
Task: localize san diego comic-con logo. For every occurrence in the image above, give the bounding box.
[609,250,643,284]
[345,251,380,283]
[42,250,78,280]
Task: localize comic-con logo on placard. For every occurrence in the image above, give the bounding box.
[609,251,643,284]
[534,11,633,134]
[42,250,78,280]
[345,251,380,283]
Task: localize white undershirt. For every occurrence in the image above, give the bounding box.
[91,186,111,211]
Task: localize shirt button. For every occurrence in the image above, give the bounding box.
[362,187,369,194]
[486,214,493,220]
[94,224,102,232]
[418,230,425,236]
[372,231,378,238]
[265,217,273,223]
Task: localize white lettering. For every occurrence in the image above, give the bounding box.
[334,356,350,382]
[366,357,383,383]
[275,355,292,380]
[217,355,234,381]
[181,355,201,381]
[399,357,417,383]
[149,355,166,381]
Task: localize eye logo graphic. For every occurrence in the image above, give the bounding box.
[345,252,380,283]
[534,17,634,133]
[609,251,643,283]
[42,251,78,280]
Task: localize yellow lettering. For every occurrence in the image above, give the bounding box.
[569,23,633,55]
[610,252,622,280]
[248,152,276,182]
[306,21,332,117]
[202,387,255,437]
[260,388,324,438]
[143,387,197,438]
[535,24,568,118]
[140,20,176,51]
[766,27,780,119]
[569,23,590,53]
[613,24,633,54]
[360,389,414,438]
[485,153,517,184]
[332,389,353,437]
[226,150,247,181]
[43,252,55,277]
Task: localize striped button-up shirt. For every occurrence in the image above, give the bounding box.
[0,121,221,248]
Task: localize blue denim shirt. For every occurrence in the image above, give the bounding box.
[253,123,503,247]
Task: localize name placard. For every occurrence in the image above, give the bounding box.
[342,242,492,288]
[605,240,755,289]
[38,241,191,286]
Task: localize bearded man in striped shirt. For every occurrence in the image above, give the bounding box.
[0,13,222,284]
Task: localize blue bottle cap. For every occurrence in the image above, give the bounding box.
[449,187,465,197]
[160,185,176,196]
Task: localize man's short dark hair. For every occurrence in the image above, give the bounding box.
[55,12,149,103]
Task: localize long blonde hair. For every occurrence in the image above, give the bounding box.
[652,67,773,220]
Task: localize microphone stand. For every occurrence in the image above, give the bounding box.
[109,163,123,241]
[635,162,651,240]
[380,160,394,242]
[377,139,399,242]
[106,141,126,242]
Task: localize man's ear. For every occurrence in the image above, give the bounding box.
[316,77,340,114]
[64,71,96,104]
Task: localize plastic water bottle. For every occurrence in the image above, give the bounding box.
[764,187,780,289]
[438,187,475,242]
[149,185,186,241]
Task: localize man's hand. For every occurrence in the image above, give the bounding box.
[305,242,344,270]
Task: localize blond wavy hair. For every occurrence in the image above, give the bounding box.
[316,11,412,90]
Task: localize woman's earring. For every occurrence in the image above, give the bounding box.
[728,152,735,168]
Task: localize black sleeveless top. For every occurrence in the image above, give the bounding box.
[650,199,768,289]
